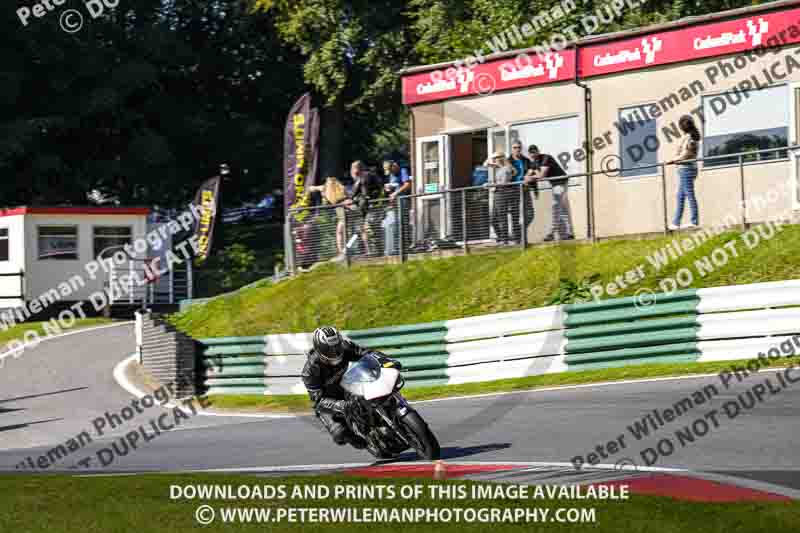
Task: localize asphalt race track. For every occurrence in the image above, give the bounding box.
[0,324,798,498]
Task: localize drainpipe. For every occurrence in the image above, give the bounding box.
[573,46,595,243]
[406,104,416,256]
[406,104,416,182]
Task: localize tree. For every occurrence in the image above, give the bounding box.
[0,0,305,208]
[251,0,417,177]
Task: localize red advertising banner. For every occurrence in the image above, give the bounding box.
[580,7,800,77]
[402,49,576,105]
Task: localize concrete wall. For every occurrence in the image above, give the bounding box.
[139,312,197,398]
[586,46,800,238]
[24,214,148,301]
[442,81,583,136]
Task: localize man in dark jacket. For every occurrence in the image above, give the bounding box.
[528,145,574,241]
[301,326,401,448]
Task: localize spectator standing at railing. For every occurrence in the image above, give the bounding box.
[529,145,573,242]
[350,161,386,257]
[509,141,538,243]
[484,150,517,245]
[308,176,349,258]
[667,116,701,231]
[383,161,412,256]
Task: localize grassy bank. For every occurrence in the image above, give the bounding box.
[203,355,800,414]
[169,225,800,338]
[0,318,113,351]
[1,473,797,533]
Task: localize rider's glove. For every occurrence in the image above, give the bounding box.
[382,359,402,371]
[318,397,348,415]
[345,397,360,414]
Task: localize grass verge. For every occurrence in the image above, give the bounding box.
[0,473,797,533]
[168,226,800,338]
[203,355,800,414]
[0,317,113,351]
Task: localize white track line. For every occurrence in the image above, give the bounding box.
[412,367,793,405]
[187,460,686,474]
[113,353,297,419]
[0,321,133,362]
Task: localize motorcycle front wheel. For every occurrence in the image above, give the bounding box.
[401,410,441,460]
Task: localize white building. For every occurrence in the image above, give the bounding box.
[0,206,190,314]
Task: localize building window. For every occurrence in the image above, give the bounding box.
[509,116,582,180]
[0,228,8,262]
[618,104,659,178]
[93,226,133,259]
[703,85,789,167]
[38,226,79,260]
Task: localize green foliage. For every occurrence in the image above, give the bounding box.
[219,244,258,290]
[1,0,779,208]
[194,220,284,297]
[548,274,601,305]
[0,1,306,207]
[407,0,774,66]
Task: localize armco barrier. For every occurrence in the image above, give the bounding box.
[200,307,566,395]
[196,280,800,396]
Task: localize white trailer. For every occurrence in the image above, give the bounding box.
[0,206,192,315]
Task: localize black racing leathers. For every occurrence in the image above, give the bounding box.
[301,340,402,413]
[301,338,371,414]
[302,339,401,447]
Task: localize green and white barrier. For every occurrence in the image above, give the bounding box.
[199,280,800,395]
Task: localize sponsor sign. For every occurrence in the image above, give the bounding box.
[402,50,576,105]
[284,93,320,221]
[401,6,800,103]
[581,8,800,77]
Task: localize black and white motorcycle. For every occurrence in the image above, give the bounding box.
[340,353,440,460]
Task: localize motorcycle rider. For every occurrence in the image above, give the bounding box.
[302,326,402,449]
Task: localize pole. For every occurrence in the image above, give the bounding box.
[661,163,668,235]
[519,183,527,249]
[461,189,469,254]
[187,260,193,300]
[169,263,174,304]
[739,154,747,228]
[399,198,407,263]
[285,212,296,274]
[343,207,351,268]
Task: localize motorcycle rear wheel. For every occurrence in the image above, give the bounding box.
[401,411,441,460]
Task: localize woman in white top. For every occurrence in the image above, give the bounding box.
[308,176,348,255]
[668,116,701,230]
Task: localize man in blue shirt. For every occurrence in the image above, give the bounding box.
[383,161,411,256]
[508,141,537,243]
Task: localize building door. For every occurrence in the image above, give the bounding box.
[415,136,448,241]
[486,127,507,240]
[448,129,490,243]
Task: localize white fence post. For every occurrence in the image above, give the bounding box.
[135,310,144,364]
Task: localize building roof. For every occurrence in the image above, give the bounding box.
[0,206,151,218]
[399,0,800,76]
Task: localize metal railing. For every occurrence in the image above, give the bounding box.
[107,258,192,306]
[285,144,799,271]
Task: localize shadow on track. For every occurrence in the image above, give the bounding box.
[381,442,512,463]
[0,387,89,404]
[0,418,63,433]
